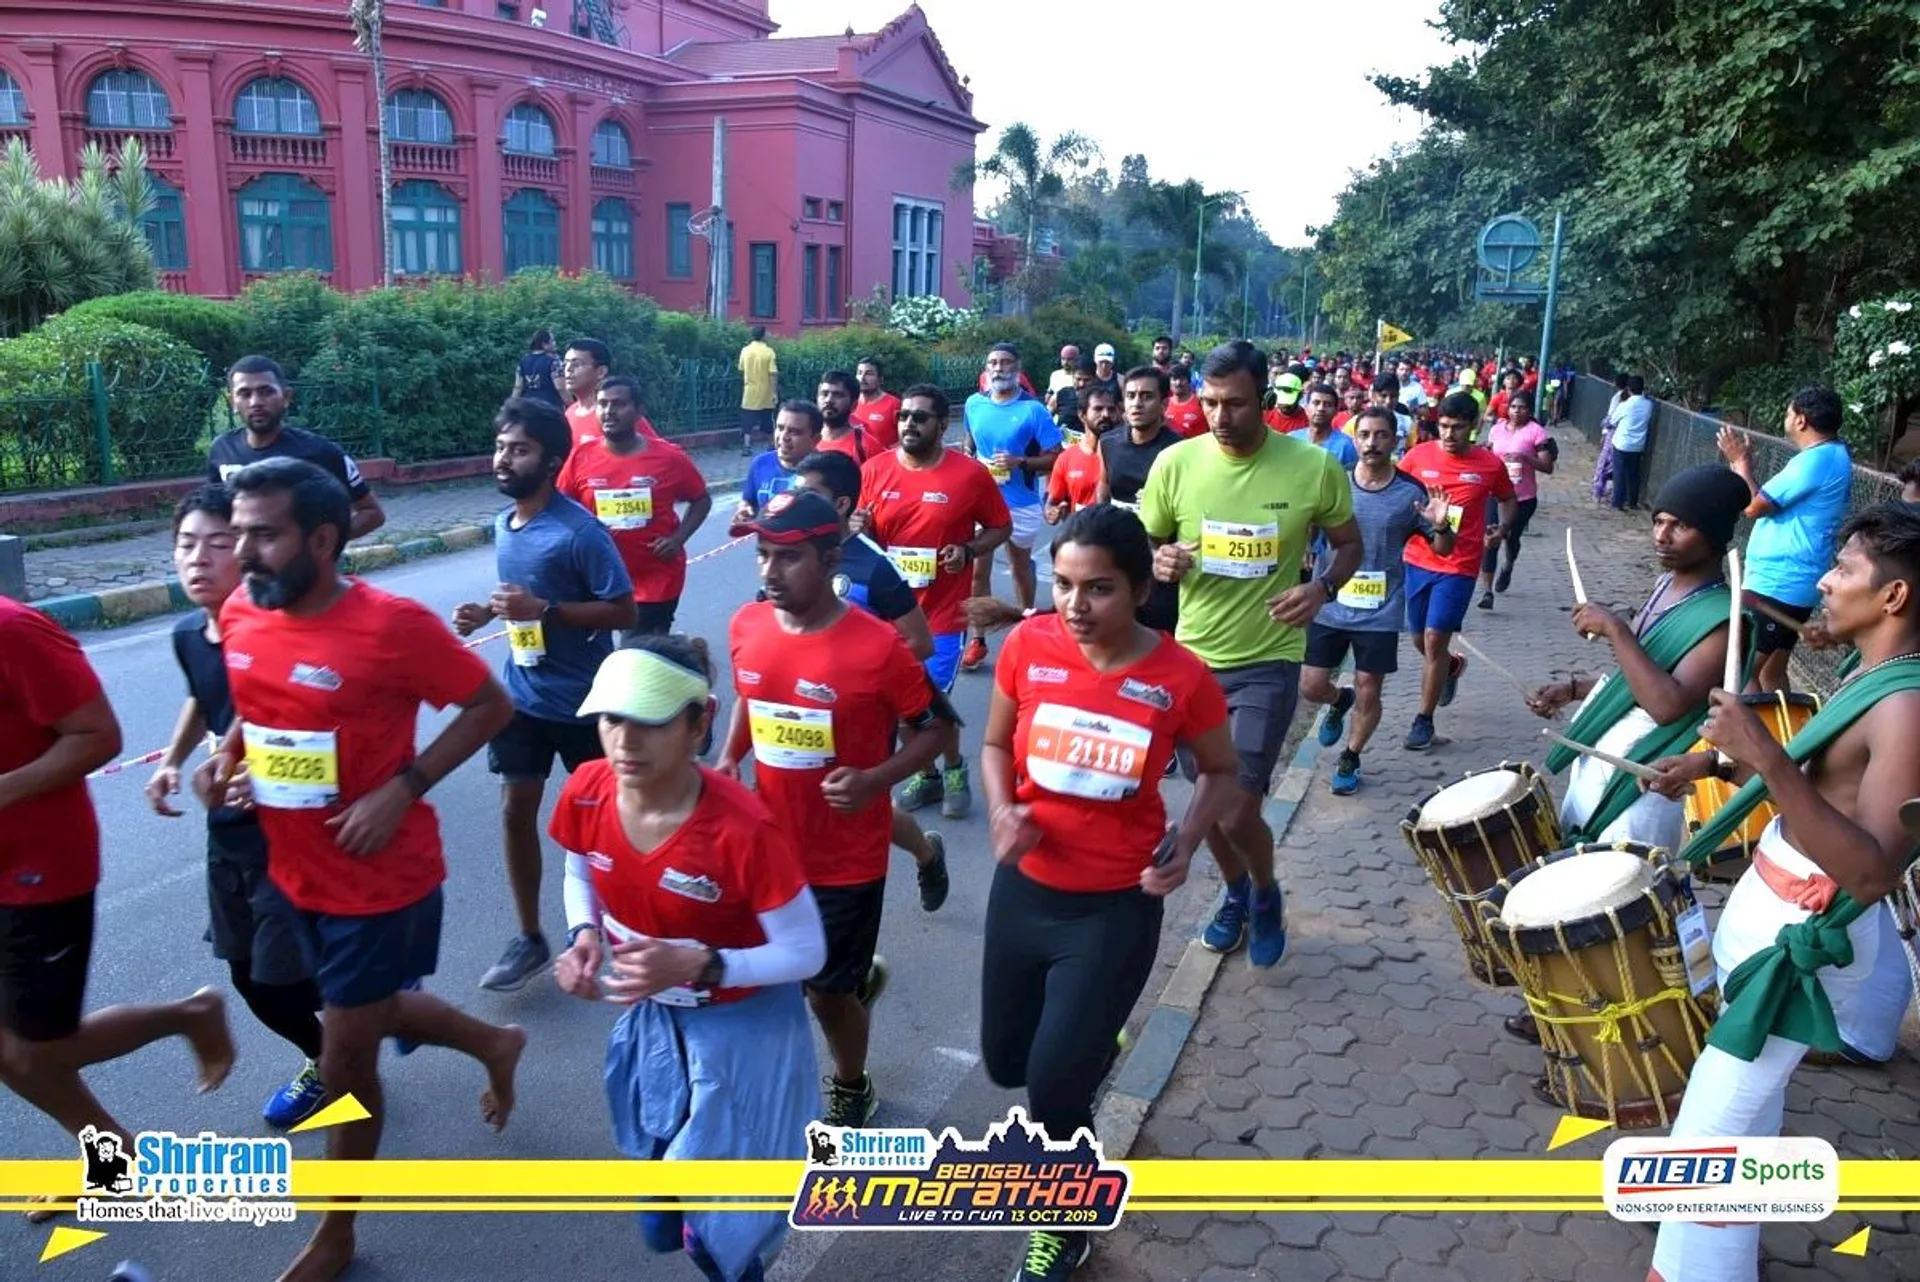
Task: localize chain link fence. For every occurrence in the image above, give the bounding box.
[0,352,985,495]
[1564,373,1904,693]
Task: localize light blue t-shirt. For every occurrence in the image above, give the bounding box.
[963,392,1061,510]
[494,494,634,723]
[1745,439,1853,608]
[1290,427,1360,469]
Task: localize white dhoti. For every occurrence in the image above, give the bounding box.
[1650,818,1912,1282]
[1557,684,1688,852]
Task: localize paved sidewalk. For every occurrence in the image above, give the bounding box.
[1088,435,1920,1281]
[20,439,752,604]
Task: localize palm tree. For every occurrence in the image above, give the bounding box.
[349,0,394,287]
[0,136,157,335]
[952,123,1093,313]
[1127,180,1239,342]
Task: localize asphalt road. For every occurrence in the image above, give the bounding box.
[1,505,1210,1282]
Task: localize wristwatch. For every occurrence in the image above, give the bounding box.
[696,948,726,988]
[1316,576,1341,600]
[567,923,600,948]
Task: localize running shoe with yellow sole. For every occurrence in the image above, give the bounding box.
[822,1073,878,1127]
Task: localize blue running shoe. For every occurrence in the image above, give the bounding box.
[1330,749,1361,796]
[1201,876,1251,954]
[392,977,423,1056]
[1405,714,1436,752]
[1249,883,1288,968]
[263,1060,327,1129]
[1317,687,1355,748]
[1440,653,1466,707]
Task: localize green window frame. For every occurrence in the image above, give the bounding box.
[503,188,560,273]
[592,198,634,279]
[391,180,462,276]
[236,173,333,272]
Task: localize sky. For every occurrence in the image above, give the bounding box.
[766,0,1463,245]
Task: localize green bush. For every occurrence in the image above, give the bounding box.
[771,325,933,399]
[62,291,250,375]
[655,310,751,362]
[938,306,1148,379]
[234,274,347,379]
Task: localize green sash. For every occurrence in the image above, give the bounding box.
[1836,650,1861,681]
[1678,657,1920,1061]
[1545,585,1731,840]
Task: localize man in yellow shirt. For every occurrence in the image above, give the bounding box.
[739,326,779,456]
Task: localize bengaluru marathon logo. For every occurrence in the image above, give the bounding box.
[790,1107,1131,1232]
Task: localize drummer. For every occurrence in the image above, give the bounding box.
[1508,465,1746,1048]
[1643,501,1920,1282]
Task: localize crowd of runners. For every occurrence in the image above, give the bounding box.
[4,333,1920,1282]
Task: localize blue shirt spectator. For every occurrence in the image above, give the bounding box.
[1613,394,1654,452]
[494,494,633,722]
[1744,438,1854,607]
[963,392,1061,510]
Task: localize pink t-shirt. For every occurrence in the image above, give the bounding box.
[1484,420,1552,501]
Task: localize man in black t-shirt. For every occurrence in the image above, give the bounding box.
[207,356,385,540]
[1097,365,1182,632]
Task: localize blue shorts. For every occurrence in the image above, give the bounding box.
[926,632,963,694]
[1405,565,1476,636]
[296,888,442,1009]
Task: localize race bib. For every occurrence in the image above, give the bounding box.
[1200,519,1279,580]
[602,915,712,1007]
[1336,571,1388,611]
[594,486,653,529]
[242,724,340,811]
[986,457,1012,484]
[1442,504,1464,532]
[1505,457,1527,484]
[1025,703,1152,801]
[748,700,836,769]
[507,619,546,668]
[887,546,938,590]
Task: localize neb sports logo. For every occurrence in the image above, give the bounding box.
[1603,1137,1837,1223]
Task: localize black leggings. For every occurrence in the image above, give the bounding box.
[980,864,1162,1142]
[230,961,324,1061]
[1483,496,1540,573]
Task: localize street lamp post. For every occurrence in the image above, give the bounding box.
[1192,194,1233,342]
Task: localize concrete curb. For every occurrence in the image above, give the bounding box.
[1093,711,1330,1159]
[31,476,744,632]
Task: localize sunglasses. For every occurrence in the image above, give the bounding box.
[897,409,939,425]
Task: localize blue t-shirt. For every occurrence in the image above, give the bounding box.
[493,494,634,722]
[1290,428,1360,469]
[963,392,1061,510]
[744,451,803,514]
[1745,439,1853,607]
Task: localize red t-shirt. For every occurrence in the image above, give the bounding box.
[0,600,105,905]
[1264,406,1308,434]
[556,434,709,604]
[1165,397,1208,439]
[1398,441,1517,577]
[1046,439,1104,509]
[995,617,1228,893]
[729,603,932,886]
[548,762,806,1004]
[817,428,874,465]
[852,393,901,450]
[221,582,492,915]
[858,448,1011,635]
[567,401,661,444]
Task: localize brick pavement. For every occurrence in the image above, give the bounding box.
[1087,435,1920,1281]
[19,439,752,602]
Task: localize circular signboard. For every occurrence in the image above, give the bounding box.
[1477,215,1540,276]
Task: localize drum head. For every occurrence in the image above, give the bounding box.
[1416,769,1527,829]
[1502,850,1651,930]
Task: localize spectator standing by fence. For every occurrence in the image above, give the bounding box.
[739,327,779,457]
[1609,375,1654,510]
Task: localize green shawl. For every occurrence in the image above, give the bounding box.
[1678,656,1920,1061]
[1546,584,1732,841]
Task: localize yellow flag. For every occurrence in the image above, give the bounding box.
[1377,321,1415,352]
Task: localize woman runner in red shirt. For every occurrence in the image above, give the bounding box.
[980,505,1238,1282]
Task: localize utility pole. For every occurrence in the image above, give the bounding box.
[709,117,727,318]
[1190,203,1205,342]
[1535,211,1565,397]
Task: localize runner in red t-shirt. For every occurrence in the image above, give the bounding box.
[814,368,874,464]
[980,504,1235,1278]
[856,383,1012,820]
[720,488,953,1126]
[852,357,902,449]
[1045,384,1116,521]
[562,338,659,444]
[212,456,524,1282]
[557,376,712,634]
[1395,392,1518,750]
[1,598,237,1173]
[1164,365,1208,438]
[549,634,824,1281]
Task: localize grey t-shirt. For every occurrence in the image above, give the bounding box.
[1314,470,1434,632]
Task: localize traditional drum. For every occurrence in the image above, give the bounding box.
[1683,691,1819,882]
[1482,842,1717,1129]
[1402,763,1563,987]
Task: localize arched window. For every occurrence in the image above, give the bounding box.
[590,120,631,169]
[140,175,188,270]
[502,189,559,273]
[386,89,453,144]
[391,180,462,276]
[234,77,321,135]
[236,174,333,272]
[592,199,633,280]
[87,69,172,130]
[0,71,27,126]
[501,104,555,156]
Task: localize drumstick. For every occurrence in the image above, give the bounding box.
[1721,548,1743,769]
[1540,729,1664,783]
[1746,595,1805,636]
[1451,633,1536,702]
[1566,529,1595,642]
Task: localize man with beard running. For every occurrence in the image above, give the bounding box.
[1098,366,1184,633]
[815,369,874,463]
[210,458,523,1282]
[852,358,901,450]
[210,356,384,540]
[1045,386,1118,523]
[455,400,637,993]
[856,386,1012,820]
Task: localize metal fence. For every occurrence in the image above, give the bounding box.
[0,352,983,495]
[1563,373,1904,692]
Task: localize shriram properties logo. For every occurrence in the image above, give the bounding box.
[1603,1136,1838,1223]
[73,1126,296,1227]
